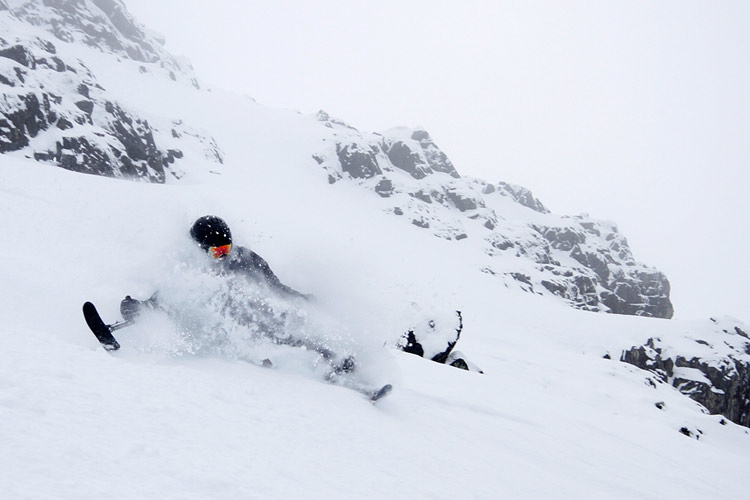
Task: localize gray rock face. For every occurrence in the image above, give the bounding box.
[0,91,49,152]
[0,44,35,67]
[411,129,460,178]
[32,100,175,181]
[533,219,673,318]
[9,0,194,85]
[316,110,357,131]
[445,188,481,212]
[621,320,750,427]
[335,142,381,179]
[497,182,549,214]
[380,128,460,180]
[0,38,170,181]
[1,2,220,182]
[601,271,674,319]
[383,138,432,179]
[312,122,673,318]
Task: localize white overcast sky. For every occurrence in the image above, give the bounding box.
[125,0,749,321]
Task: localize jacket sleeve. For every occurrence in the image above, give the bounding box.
[249,250,309,300]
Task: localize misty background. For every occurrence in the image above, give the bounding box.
[125,0,749,322]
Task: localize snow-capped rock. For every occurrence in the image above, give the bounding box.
[312,121,673,319]
[398,310,483,373]
[621,317,750,427]
[0,0,219,181]
[7,0,196,85]
[381,126,460,180]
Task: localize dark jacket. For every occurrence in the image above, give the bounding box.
[121,246,307,323]
[223,246,307,300]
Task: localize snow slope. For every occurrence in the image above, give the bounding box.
[1,4,750,500]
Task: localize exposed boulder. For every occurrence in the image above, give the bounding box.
[336,142,382,179]
[382,138,432,179]
[445,188,480,212]
[0,44,34,67]
[540,226,584,252]
[410,190,432,204]
[374,178,394,197]
[0,91,55,151]
[411,217,430,229]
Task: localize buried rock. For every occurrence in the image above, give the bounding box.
[398,310,483,373]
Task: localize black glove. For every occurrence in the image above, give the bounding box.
[120,295,143,321]
[120,293,159,321]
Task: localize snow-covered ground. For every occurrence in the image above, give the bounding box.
[1,9,750,500]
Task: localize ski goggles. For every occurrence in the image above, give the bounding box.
[208,244,231,259]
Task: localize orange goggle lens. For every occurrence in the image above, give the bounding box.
[208,244,231,259]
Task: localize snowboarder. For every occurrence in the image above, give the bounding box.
[119,215,356,374]
[84,217,394,400]
[120,215,308,320]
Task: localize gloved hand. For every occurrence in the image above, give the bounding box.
[120,293,159,321]
[120,295,143,321]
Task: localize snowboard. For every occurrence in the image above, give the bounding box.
[370,384,393,403]
[83,301,122,351]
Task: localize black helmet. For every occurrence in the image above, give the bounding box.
[190,215,232,258]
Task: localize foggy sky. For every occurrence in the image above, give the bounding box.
[125,0,750,321]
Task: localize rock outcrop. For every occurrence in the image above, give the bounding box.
[0,3,674,318]
[620,318,750,427]
[312,114,673,318]
[398,310,483,373]
[0,0,220,182]
[9,0,197,86]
